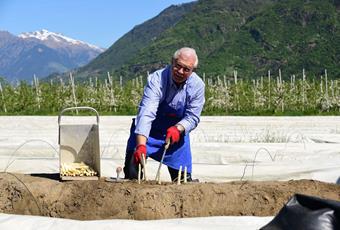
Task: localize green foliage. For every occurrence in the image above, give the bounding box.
[72,2,196,80]
[68,0,339,82]
[199,0,340,79]
[1,71,340,115]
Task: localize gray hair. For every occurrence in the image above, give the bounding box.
[173,47,198,68]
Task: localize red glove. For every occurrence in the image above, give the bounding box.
[133,144,147,164]
[166,126,181,144]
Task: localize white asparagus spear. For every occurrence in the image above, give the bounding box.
[141,155,147,181]
[177,166,182,185]
[157,172,161,185]
[116,166,122,181]
[138,163,141,184]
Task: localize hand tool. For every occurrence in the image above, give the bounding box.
[155,139,170,183]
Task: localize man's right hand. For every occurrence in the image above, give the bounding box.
[133,144,147,164]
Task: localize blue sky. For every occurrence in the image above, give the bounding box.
[0,0,195,48]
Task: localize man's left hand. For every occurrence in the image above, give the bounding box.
[166,126,180,144]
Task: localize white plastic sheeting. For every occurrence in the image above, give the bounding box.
[0,116,339,183]
[0,213,273,230]
[0,116,339,229]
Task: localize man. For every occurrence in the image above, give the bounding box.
[123,47,205,182]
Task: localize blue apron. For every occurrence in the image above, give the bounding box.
[126,94,192,173]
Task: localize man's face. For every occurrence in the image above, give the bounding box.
[171,55,195,84]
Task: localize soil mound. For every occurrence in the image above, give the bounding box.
[0,172,339,220]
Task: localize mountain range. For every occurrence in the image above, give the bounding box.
[0,29,104,81]
[1,0,339,82]
[73,0,339,81]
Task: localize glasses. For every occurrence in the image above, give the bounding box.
[172,61,193,74]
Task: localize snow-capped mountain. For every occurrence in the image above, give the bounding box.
[18,29,104,52]
[0,29,105,81]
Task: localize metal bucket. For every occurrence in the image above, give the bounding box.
[58,107,100,180]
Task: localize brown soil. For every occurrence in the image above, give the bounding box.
[0,172,339,220]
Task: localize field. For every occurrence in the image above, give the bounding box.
[0,173,339,220]
[0,116,339,229]
[1,71,340,115]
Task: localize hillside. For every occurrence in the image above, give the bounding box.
[204,0,340,78]
[124,0,276,77]
[75,2,196,78]
[59,0,340,81]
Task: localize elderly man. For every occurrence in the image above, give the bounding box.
[123,47,205,182]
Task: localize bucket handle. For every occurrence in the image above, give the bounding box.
[58,106,100,125]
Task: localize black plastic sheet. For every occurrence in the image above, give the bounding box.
[261,193,340,230]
